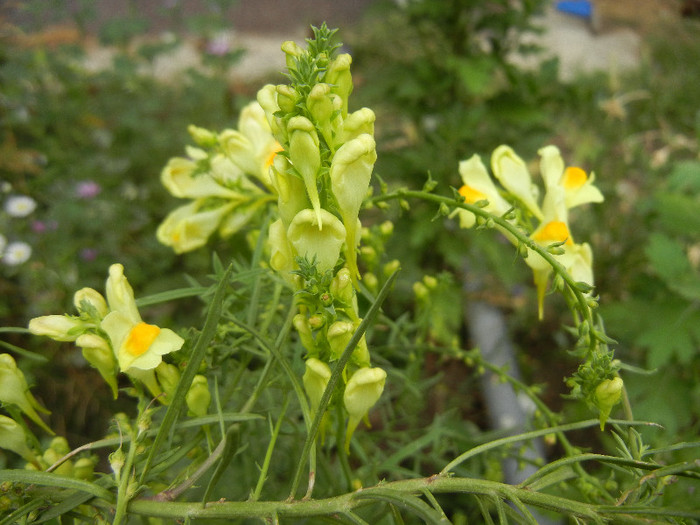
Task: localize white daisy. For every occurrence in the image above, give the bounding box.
[4,195,37,218]
[2,241,32,265]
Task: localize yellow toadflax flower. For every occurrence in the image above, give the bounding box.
[101,264,184,372]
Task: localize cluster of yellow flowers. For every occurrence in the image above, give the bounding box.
[27,264,185,401]
[454,145,604,318]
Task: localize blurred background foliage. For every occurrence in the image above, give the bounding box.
[1,0,699,510]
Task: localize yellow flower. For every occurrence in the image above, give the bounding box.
[101,264,184,372]
[343,367,386,452]
[491,145,543,220]
[161,154,240,200]
[303,358,332,417]
[287,209,347,273]
[330,133,377,281]
[453,154,511,229]
[218,102,280,188]
[538,145,604,209]
[157,199,236,254]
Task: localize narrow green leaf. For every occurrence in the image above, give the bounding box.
[140,262,235,483]
[0,469,113,501]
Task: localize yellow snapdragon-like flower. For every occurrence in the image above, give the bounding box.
[218,102,281,188]
[491,145,543,220]
[101,264,184,372]
[157,199,237,254]
[454,154,511,228]
[538,145,603,209]
[454,145,602,318]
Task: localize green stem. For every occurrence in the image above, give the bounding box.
[112,428,139,525]
[372,189,601,353]
[124,475,610,521]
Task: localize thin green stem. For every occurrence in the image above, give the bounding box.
[372,189,601,353]
[252,396,290,501]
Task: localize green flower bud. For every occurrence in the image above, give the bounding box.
[330,134,377,280]
[270,155,309,228]
[0,354,52,434]
[49,436,70,456]
[288,116,323,228]
[363,272,378,294]
[76,334,119,399]
[268,219,296,280]
[105,264,140,323]
[339,108,375,145]
[330,267,354,306]
[155,361,181,404]
[287,209,346,273]
[187,124,218,147]
[43,446,73,477]
[307,83,334,124]
[293,314,316,354]
[73,288,109,319]
[256,84,285,141]
[379,220,394,237]
[281,40,305,70]
[275,84,298,114]
[383,260,401,279]
[186,375,211,418]
[73,457,96,480]
[594,377,623,430]
[326,321,354,361]
[343,367,386,452]
[326,53,353,118]
[28,315,86,342]
[0,415,37,462]
[303,358,331,417]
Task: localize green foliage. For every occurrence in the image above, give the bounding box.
[1,5,699,523]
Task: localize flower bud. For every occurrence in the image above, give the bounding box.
[339,108,375,145]
[303,358,332,420]
[594,377,623,430]
[491,145,543,220]
[287,209,346,273]
[326,321,354,361]
[74,288,109,319]
[0,415,36,462]
[281,40,305,70]
[307,83,334,123]
[288,116,322,227]
[156,200,235,254]
[270,155,309,228]
[43,446,73,477]
[186,375,211,418]
[187,124,218,147]
[275,84,299,114]
[105,264,140,321]
[330,268,354,306]
[256,84,284,141]
[343,367,386,452]
[155,361,181,404]
[326,53,353,118]
[0,354,53,434]
[268,219,296,279]
[28,315,86,342]
[330,134,377,280]
[76,334,119,398]
[73,457,96,480]
[293,314,316,354]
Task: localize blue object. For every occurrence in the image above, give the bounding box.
[556,0,593,19]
